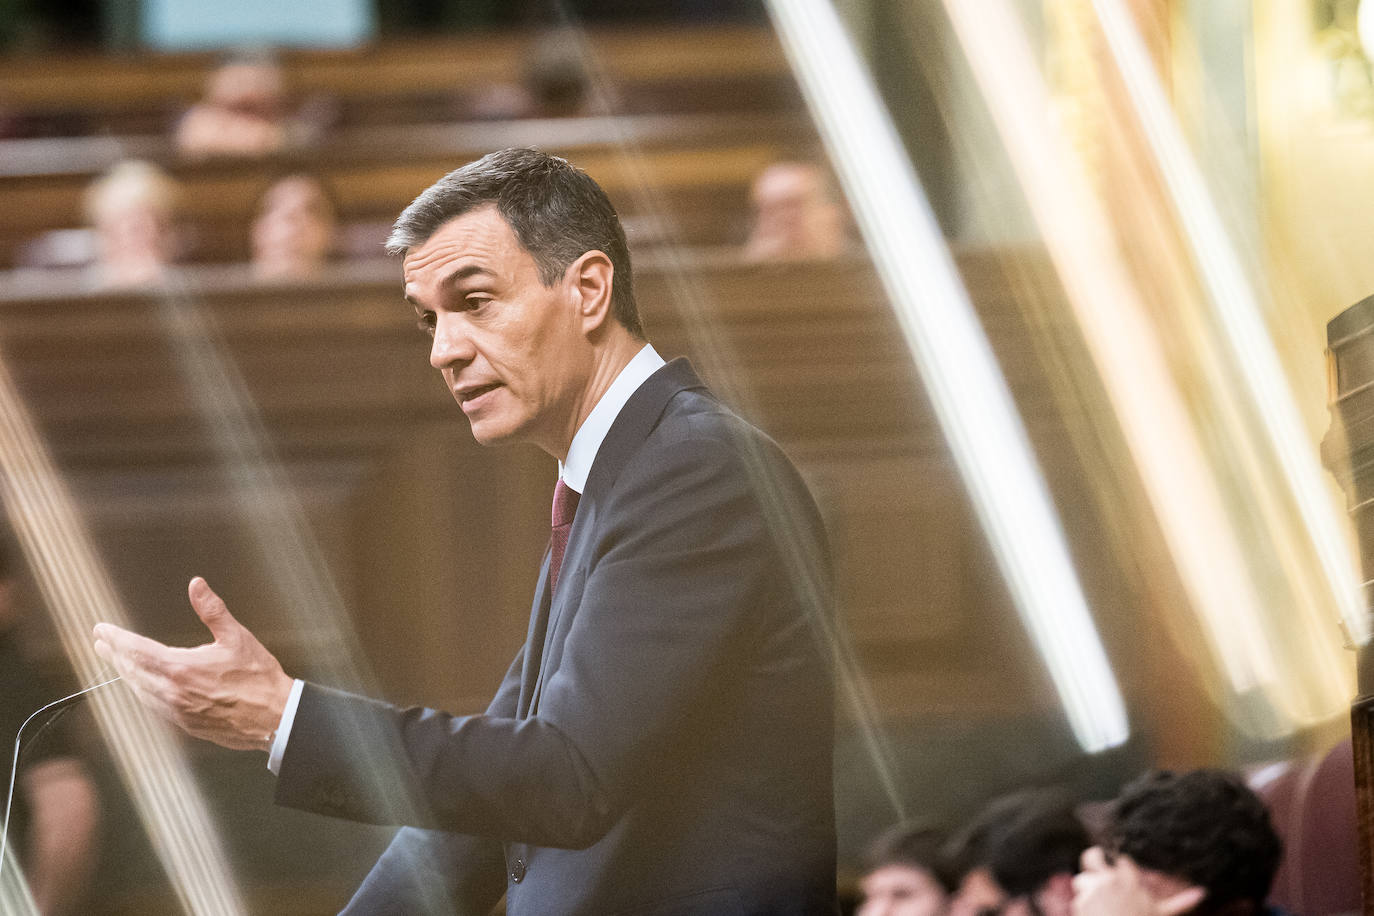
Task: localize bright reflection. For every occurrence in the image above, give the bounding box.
[764,0,1129,752]
[0,842,39,916]
[541,8,911,819]
[156,284,455,914]
[939,0,1276,700]
[1090,0,1363,682]
[935,0,1355,734]
[0,352,247,915]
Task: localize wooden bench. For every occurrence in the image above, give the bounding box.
[0,248,1063,470]
[0,111,820,266]
[0,26,800,137]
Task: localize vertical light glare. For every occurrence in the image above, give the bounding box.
[544,11,911,818]
[1360,0,1374,63]
[1091,0,1368,647]
[158,290,366,685]
[763,0,1129,752]
[0,843,39,916]
[936,0,1285,700]
[155,289,453,915]
[0,356,246,915]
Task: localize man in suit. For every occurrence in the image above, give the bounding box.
[93,148,837,914]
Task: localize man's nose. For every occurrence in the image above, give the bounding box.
[429,316,474,369]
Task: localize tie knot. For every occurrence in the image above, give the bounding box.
[552,478,580,528]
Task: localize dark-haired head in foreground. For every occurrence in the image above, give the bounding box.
[389,146,642,339]
[1098,769,1282,916]
[393,148,647,455]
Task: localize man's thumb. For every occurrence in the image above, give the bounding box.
[189,576,238,643]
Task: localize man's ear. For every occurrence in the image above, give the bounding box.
[567,250,614,332]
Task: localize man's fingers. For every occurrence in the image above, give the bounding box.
[92,622,177,672]
[188,577,240,644]
[92,623,202,705]
[1158,887,1206,916]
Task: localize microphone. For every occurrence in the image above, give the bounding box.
[0,676,121,880]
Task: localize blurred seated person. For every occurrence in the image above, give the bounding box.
[85,160,180,288]
[985,790,1090,916]
[941,800,1006,916]
[857,824,954,916]
[944,788,1088,916]
[742,160,850,263]
[175,52,293,158]
[250,173,338,281]
[0,542,100,915]
[1073,770,1285,916]
[469,28,597,120]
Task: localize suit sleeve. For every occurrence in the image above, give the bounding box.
[321,646,526,916]
[275,431,794,849]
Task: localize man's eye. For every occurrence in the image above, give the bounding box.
[416,313,436,336]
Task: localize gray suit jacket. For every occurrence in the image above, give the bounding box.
[274,358,837,915]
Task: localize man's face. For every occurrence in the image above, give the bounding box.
[857,864,949,916]
[404,205,589,456]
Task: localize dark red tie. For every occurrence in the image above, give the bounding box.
[549,478,580,594]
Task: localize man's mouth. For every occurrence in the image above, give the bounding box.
[457,382,502,410]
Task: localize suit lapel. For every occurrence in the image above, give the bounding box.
[517,547,553,719]
[527,358,707,714]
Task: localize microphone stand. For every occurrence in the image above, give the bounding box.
[0,676,121,883]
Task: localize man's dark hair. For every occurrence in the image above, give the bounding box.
[863,824,957,892]
[1105,769,1282,913]
[984,789,1090,897]
[944,788,1088,898]
[387,147,643,338]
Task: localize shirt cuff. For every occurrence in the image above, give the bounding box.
[267,678,305,775]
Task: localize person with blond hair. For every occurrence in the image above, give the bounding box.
[84,160,179,288]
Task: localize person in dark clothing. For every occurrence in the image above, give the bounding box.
[1073,769,1285,916]
[943,788,1088,916]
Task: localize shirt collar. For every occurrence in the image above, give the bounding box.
[559,343,665,494]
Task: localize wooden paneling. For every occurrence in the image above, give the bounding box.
[0,117,814,266]
[0,26,797,128]
[0,252,1089,722]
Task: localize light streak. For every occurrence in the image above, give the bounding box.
[764,0,1129,752]
[1091,0,1366,650]
[155,282,455,914]
[936,0,1285,704]
[0,348,246,915]
[546,3,913,817]
[0,843,38,916]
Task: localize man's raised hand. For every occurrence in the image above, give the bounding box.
[93,577,293,753]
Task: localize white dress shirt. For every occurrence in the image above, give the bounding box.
[268,344,665,773]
